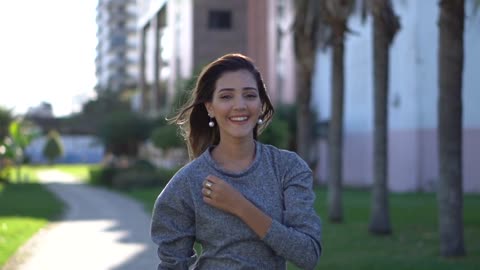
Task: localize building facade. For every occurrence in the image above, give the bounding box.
[26,135,104,164]
[313,0,480,192]
[95,0,139,92]
[136,0,295,115]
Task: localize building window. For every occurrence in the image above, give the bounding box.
[208,10,232,30]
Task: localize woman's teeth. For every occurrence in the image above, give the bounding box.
[230,116,248,122]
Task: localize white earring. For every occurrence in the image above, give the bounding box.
[257,118,264,125]
[208,115,215,127]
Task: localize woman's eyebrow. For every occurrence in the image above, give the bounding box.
[217,87,258,92]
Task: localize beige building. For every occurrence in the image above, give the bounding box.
[136,0,296,115]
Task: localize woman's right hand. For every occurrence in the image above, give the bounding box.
[202,175,246,216]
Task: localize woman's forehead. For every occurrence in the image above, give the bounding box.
[215,70,256,90]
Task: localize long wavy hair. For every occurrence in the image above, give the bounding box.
[171,53,275,159]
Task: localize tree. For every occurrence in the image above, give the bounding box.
[323,0,355,223]
[293,0,354,223]
[437,0,465,257]
[97,111,152,157]
[1,120,39,181]
[81,90,131,116]
[150,120,184,150]
[293,0,321,161]
[367,0,400,235]
[42,130,64,164]
[0,106,13,141]
[0,107,14,181]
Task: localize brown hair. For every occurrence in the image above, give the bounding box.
[171,53,274,159]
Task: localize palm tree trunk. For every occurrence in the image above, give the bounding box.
[328,23,346,222]
[293,0,319,162]
[296,63,313,160]
[369,5,392,235]
[368,0,399,235]
[437,0,465,257]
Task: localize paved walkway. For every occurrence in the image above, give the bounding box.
[3,170,158,270]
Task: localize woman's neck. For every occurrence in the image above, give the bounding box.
[212,138,256,172]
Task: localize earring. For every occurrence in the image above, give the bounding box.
[208,116,215,127]
[257,118,264,125]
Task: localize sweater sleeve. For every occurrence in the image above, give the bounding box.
[262,153,322,270]
[150,172,197,270]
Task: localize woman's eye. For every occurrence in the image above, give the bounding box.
[245,94,258,99]
[220,95,232,100]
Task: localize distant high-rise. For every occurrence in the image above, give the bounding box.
[95,0,138,92]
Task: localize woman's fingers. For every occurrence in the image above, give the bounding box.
[202,187,213,197]
[203,179,214,189]
[205,174,222,184]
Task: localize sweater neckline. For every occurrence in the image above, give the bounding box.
[203,141,262,177]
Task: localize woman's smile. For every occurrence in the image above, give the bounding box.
[229,115,249,123]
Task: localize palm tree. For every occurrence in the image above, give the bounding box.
[323,0,355,223]
[367,0,400,235]
[293,0,321,163]
[437,0,465,257]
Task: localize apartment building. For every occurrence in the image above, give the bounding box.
[95,0,139,93]
[136,0,295,115]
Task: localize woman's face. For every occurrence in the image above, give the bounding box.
[205,69,262,142]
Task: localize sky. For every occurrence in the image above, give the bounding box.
[0,0,98,117]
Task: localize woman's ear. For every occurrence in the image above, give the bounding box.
[204,102,213,117]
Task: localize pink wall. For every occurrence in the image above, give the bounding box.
[414,128,479,193]
[247,0,276,99]
[463,129,480,192]
[317,133,373,188]
[388,130,422,192]
[317,128,480,193]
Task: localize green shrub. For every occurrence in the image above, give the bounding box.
[89,165,179,190]
[131,159,156,171]
[151,125,184,150]
[112,166,179,190]
[112,169,159,190]
[97,111,153,156]
[259,117,291,149]
[42,130,64,164]
[156,166,179,183]
[89,166,117,186]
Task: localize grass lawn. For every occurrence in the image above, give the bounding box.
[51,164,98,181]
[6,164,97,183]
[0,163,119,267]
[0,182,64,267]
[127,187,480,270]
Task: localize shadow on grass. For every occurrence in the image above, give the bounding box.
[1,181,157,270]
[0,183,64,220]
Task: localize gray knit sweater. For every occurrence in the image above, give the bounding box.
[151,142,322,270]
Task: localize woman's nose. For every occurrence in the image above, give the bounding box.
[233,96,247,110]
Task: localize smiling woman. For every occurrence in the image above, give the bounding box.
[150,53,322,270]
[171,53,275,159]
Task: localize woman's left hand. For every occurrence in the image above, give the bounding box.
[202,175,246,216]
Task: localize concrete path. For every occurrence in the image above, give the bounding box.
[3,170,158,270]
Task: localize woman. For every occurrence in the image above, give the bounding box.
[151,53,322,269]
